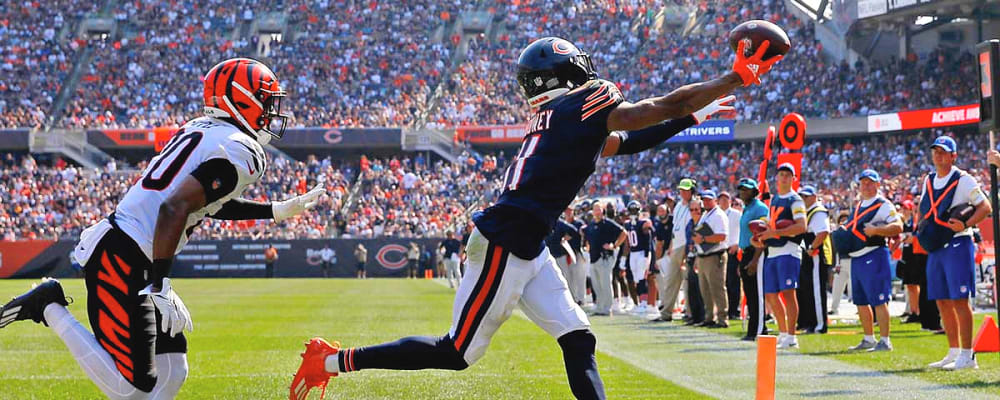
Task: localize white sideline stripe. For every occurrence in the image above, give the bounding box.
[428,278,990,400]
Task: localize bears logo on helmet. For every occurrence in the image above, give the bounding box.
[203,58,291,145]
[516,37,597,109]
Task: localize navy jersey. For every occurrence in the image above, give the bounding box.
[473,80,624,259]
[624,218,653,254]
[440,238,462,259]
[545,218,586,257]
[545,219,574,258]
[583,218,625,262]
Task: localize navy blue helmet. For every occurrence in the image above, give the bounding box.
[627,200,642,216]
[516,37,597,108]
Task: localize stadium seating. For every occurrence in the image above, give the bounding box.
[0,0,978,128]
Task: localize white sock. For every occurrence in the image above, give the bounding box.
[44,303,140,399]
[863,335,875,343]
[879,336,891,345]
[324,354,340,373]
[947,347,960,359]
[959,349,973,359]
[149,353,188,400]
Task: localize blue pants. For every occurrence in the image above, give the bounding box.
[927,235,976,300]
[763,254,800,294]
[850,247,892,306]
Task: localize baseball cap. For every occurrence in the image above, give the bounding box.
[737,178,759,191]
[718,191,732,199]
[858,169,881,183]
[901,200,915,210]
[700,190,717,200]
[930,136,957,153]
[777,162,796,177]
[677,178,696,191]
[798,185,817,197]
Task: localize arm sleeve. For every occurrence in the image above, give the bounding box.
[879,202,900,224]
[190,158,239,204]
[209,198,274,220]
[960,175,987,206]
[613,115,698,155]
[792,199,807,221]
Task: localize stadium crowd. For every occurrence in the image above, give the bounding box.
[57,0,466,129]
[428,0,978,126]
[0,0,979,129]
[0,1,98,129]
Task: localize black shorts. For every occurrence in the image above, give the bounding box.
[900,252,928,285]
[356,262,366,272]
[84,227,187,392]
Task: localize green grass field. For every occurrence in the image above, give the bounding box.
[0,279,707,399]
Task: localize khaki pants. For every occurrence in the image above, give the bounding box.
[697,252,729,324]
[658,246,687,318]
[591,256,615,314]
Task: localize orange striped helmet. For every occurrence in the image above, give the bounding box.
[203,58,289,144]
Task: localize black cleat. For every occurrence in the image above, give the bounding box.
[0,278,70,328]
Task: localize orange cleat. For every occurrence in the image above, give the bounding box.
[289,337,340,400]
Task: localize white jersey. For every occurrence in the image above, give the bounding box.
[114,117,267,260]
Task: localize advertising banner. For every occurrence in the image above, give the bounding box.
[867,104,979,133]
[0,238,447,279]
[666,120,735,143]
[88,128,402,150]
[458,120,735,144]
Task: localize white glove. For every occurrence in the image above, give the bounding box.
[692,95,736,123]
[272,185,326,222]
[138,278,193,337]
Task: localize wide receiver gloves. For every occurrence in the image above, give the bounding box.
[732,40,783,86]
[273,185,326,222]
[692,95,736,124]
[139,278,193,337]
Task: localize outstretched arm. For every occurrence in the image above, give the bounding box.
[602,40,782,155]
[210,198,274,220]
[602,95,734,157]
[606,73,742,132]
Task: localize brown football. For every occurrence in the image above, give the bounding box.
[749,220,768,236]
[728,20,791,61]
[774,219,795,230]
[948,204,976,223]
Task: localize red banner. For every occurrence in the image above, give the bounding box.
[94,127,178,149]
[0,240,56,278]
[868,104,980,133]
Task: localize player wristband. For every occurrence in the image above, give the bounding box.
[151,258,172,290]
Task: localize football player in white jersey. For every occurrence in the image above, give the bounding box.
[0,58,324,399]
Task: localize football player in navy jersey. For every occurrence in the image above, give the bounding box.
[290,36,781,400]
[624,201,655,314]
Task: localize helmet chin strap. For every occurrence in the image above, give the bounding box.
[527,88,570,110]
